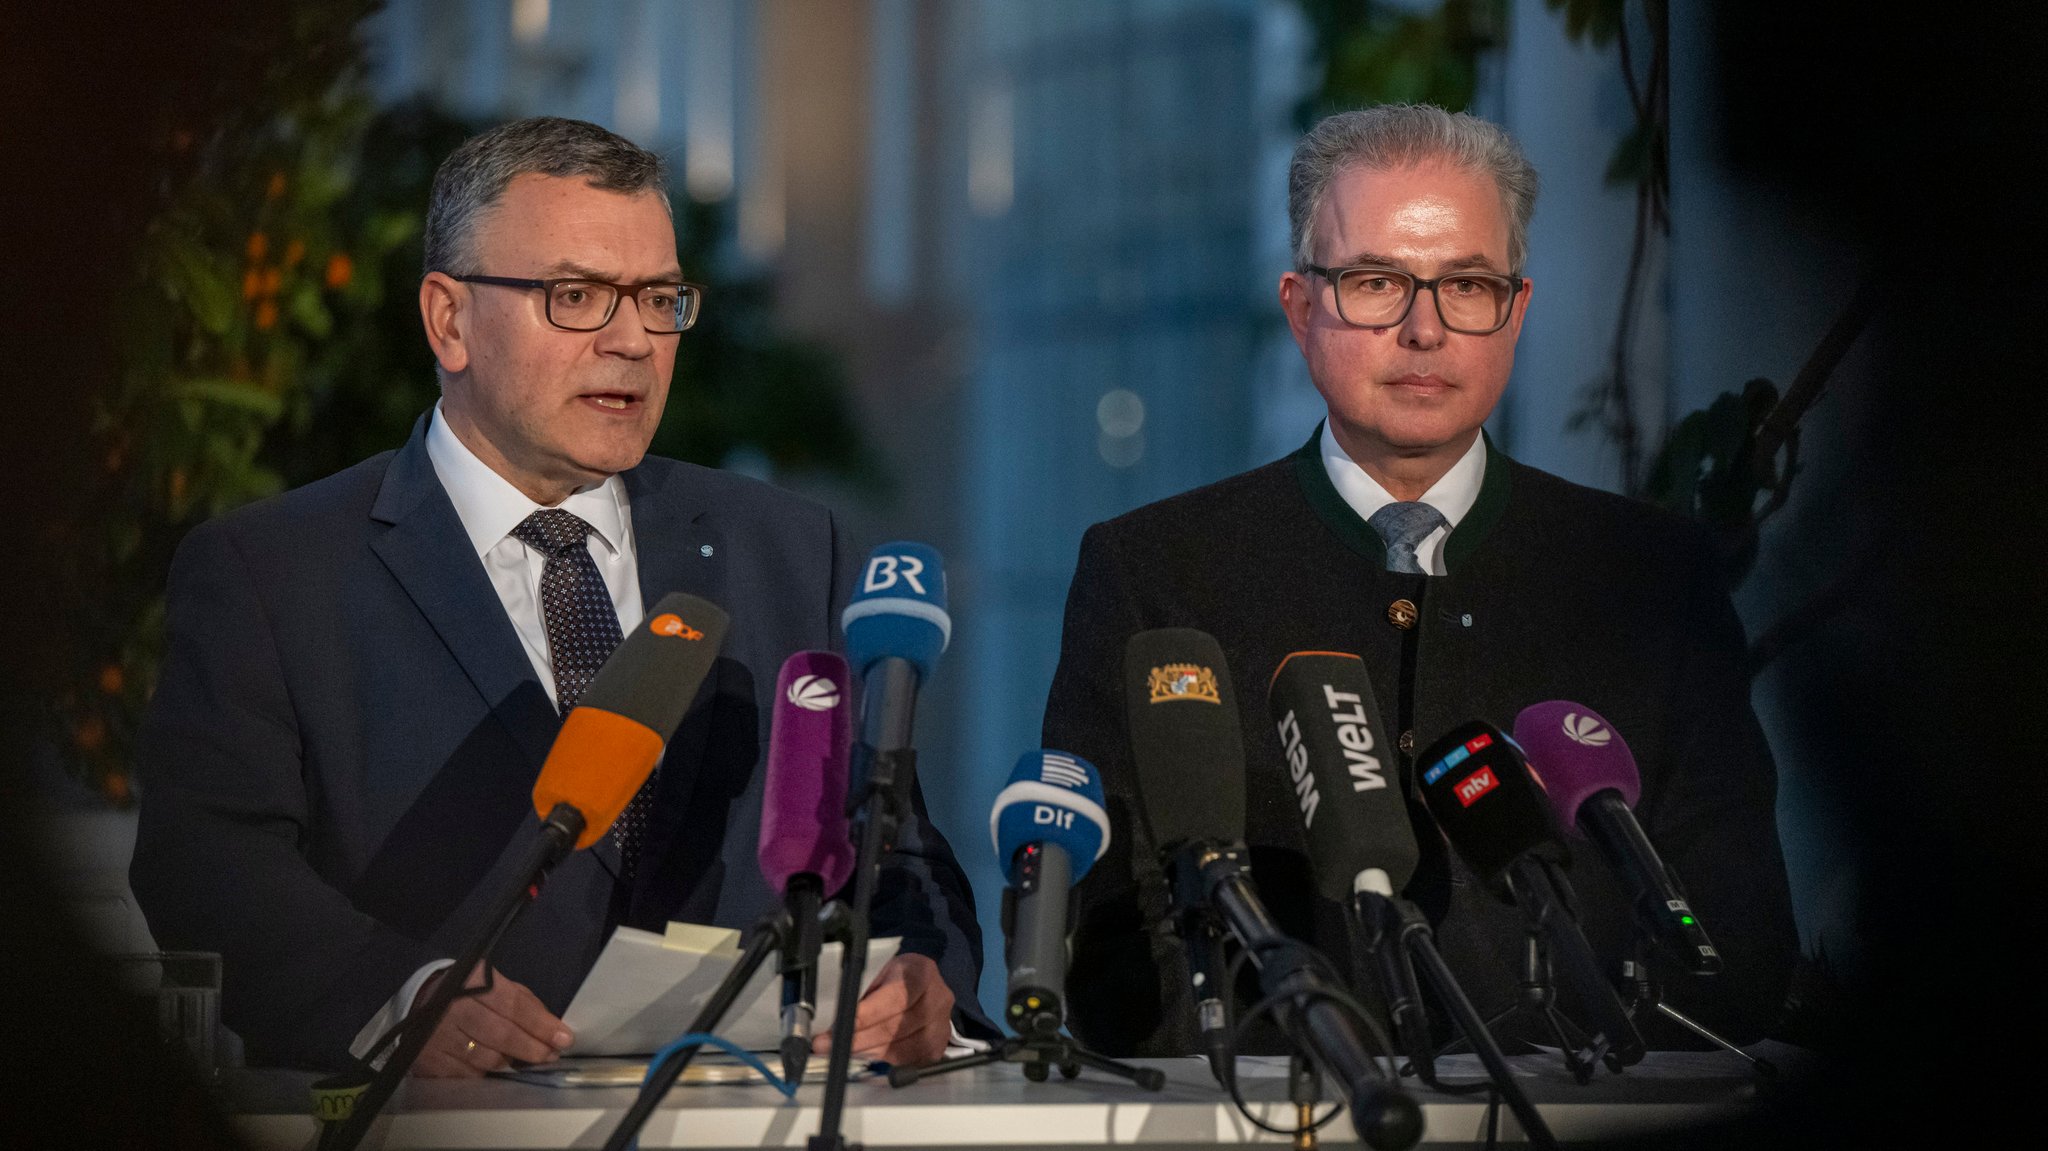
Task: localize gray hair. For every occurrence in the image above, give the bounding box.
[424,116,671,275]
[1288,104,1539,273]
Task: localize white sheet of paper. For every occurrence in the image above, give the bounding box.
[562,923,900,1056]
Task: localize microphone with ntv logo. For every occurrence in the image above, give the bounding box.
[1416,720,1646,1080]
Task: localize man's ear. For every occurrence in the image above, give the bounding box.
[420,272,471,375]
[1503,275,1534,344]
[1279,270,1315,352]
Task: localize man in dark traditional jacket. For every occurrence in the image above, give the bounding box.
[1044,105,1798,1055]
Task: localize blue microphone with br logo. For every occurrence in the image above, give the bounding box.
[841,541,950,752]
[989,750,1110,1036]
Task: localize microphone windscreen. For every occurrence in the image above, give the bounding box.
[990,750,1111,885]
[840,542,950,680]
[1415,719,1563,882]
[759,651,856,895]
[1268,651,1418,900]
[532,592,730,850]
[1512,701,1642,834]
[1122,628,1245,851]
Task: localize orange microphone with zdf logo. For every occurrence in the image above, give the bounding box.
[532,591,730,849]
[329,590,729,1151]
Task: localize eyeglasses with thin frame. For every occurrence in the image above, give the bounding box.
[451,274,704,333]
[1303,263,1525,335]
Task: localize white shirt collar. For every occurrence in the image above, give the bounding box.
[1319,422,1487,531]
[424,401,631,559]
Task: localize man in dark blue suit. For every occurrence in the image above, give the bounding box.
[131,117,984,1074]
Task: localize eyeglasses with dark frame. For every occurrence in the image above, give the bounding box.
[451,274,705,333]
[1303,263,1525,335]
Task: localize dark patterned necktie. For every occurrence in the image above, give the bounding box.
[511,509,651,878]
[1368,501,1448,575]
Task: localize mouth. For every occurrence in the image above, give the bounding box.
[1384,373,1452,393]
[579,392,644,413]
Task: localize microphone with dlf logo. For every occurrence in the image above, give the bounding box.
[888,750,1161,1093]
[1416,721,1645,1075]
[988,750,1111,1037]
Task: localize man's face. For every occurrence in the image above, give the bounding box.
[1279,161,1531,461]
[427,173,681,500]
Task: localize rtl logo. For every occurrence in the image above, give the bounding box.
[1454,767,1499,807]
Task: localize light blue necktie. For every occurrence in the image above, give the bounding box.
[1368,501,1447,575]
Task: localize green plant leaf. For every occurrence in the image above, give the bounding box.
[288,281,333,338]
[166,377,286,421]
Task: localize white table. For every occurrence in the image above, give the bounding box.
[226,1047,1798,1150]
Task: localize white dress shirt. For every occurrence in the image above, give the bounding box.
[1319,422,1487,576]
[350,402,645,1061]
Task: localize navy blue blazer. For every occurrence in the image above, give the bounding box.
[131,415,987,1069]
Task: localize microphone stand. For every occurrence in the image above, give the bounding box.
[596,898,853,1151]
[1620,935,1777,1078]
[887,1027,1165,1090]
[810,658,917,1151]
[1448,929,1604,1086]
[1357,893,1558,1151]
[324,804,584,1151]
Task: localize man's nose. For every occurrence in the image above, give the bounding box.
[593,295,654,357]
[1399,285,1447,350]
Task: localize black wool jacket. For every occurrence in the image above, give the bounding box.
[1042,427,1799,1055]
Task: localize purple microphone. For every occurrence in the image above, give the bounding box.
[1513,701,1721,974]
[760,650,856,1080]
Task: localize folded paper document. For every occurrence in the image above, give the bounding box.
[561,922,900,1056]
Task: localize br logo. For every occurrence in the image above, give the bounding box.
[862,554,929,595]
[648,613,705,640]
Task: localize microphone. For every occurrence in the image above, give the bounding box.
[1266,652,1417,902]
[989,750,1110,1037]
[1124,629,1422,1151]
[817,543,950,1145]
[1266,653,1430,1065]
[333,591,728,1151]
[759,651,856,1082]
[1513,702,1721,975]
[1267,656,1561,1150]
[531,592,731,848]
[1416,721,1646,1067]
[841,541,949,757]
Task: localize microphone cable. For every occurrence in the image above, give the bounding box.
[1211,935,1404,1140]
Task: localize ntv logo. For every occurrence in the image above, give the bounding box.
[1562,712,1611,747]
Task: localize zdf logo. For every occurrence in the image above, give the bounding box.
[648,613,704,640]
[786,674,841,712]
[1562,712,1611,747]
[862,554,928,595]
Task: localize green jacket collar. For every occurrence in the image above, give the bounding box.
[1290,422,1512,575]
